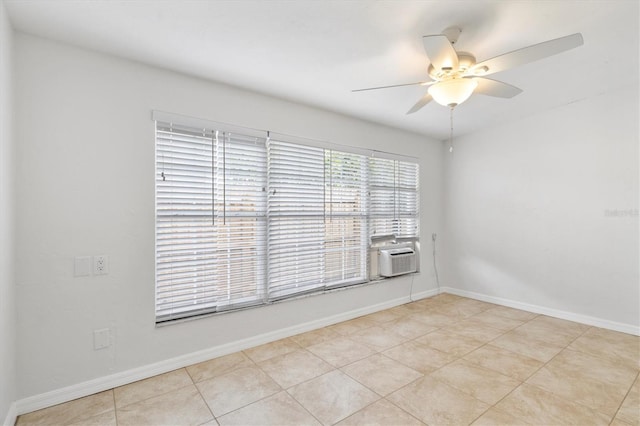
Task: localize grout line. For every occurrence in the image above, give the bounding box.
[192,380,216,426]
[609,370,639,425]
[111,389,118,426]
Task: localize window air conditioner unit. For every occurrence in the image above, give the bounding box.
[379,247,416,277]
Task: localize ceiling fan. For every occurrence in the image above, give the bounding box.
[353,27,584,114]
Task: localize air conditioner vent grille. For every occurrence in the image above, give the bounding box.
[379,248,416,277]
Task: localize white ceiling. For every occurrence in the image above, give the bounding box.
[5,0,639,140]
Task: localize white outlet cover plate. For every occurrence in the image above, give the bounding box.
[93,328,110,350]
[93,255,109,275]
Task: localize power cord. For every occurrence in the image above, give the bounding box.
[409,272,416,302]
[432,233,441,293]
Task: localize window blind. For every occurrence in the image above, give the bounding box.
[212,132,267,312]
[267,140,326,298]
[323,149,368,287]
[155,115,419,322]
[369,157,420,238]
[155,123,267,321]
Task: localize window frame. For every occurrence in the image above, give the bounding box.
[153,111,420,323]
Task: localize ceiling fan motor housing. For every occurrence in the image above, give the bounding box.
[428,52,476,80]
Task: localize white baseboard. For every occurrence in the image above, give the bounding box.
[15,294,418,416]
[441,286,640,336]
[2,402,16,426]
[410,288,439,301]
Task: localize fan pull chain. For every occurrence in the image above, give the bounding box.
[449,106,454,153]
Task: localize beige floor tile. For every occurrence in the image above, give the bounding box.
[442,319,506,342]
[410,295,448,309]
[530,315,590,334]
[568,327,640,370]
[551,349,638,388]
[17,391,114,426]
[429,359,521,405]
[217,391,321,426]
[290,327,340,348]
[470,407,523,425]
[432,293,463,303]
[403,301,428,312]
[349,325,408,350]
[468,310,526,331]
[494,383,611,425]
[361,309,404,324]
[243,338,300,363]
[526,356,634,416]
[616,377,639,425]
[68,410,116,426]
[288,370,379,425]
[329,316,377,335]
[341,353,423,396]
[383,340,456,374]
[336,399,423,426]
[307,335,376,367]
[387,376,490,425]
[380,317,439,340]
[407,310,459,327]
[432,299,491,319]
[258,349,333,388]
[491,329,564,362]
[114,368,193,408]
[463,344,544,381]
[414,329,484,357]
[196,366,281,417]
[116,385,213,426]
[513,316,587,347]
[186,351,254,383]
[483,305,538,321]
[386,304,416,317]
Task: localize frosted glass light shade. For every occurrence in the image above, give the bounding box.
[428,78,478,107]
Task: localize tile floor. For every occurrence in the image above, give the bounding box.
[16,294,640,425]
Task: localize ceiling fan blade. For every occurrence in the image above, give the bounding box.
[474,77,523,98]
[352,81,432,92]
[423,35,459,71]
[472,33,583,76]
[406,93,433,114]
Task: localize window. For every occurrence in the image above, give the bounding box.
[155,113,419,322]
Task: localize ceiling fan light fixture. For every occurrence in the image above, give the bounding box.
[428,78,478,107]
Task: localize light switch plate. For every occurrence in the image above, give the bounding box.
[74,256,92,277]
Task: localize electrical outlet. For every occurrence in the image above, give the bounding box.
[93,255,109,275]
[93,328,110,350]
[432,233,437,241]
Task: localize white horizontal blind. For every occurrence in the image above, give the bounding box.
[155,115,419,322]
[369,157,420,238]
[156,123,216,321]
[369,157,397,236]
[267,140,326,298]
[155,122,266,322]
[396,160,420,238]
[212,132,267,312]
[324,150,368,287]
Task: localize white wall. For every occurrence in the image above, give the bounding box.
[444,85,639,330]
[0,0,16,423]
[14,33,443,400]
